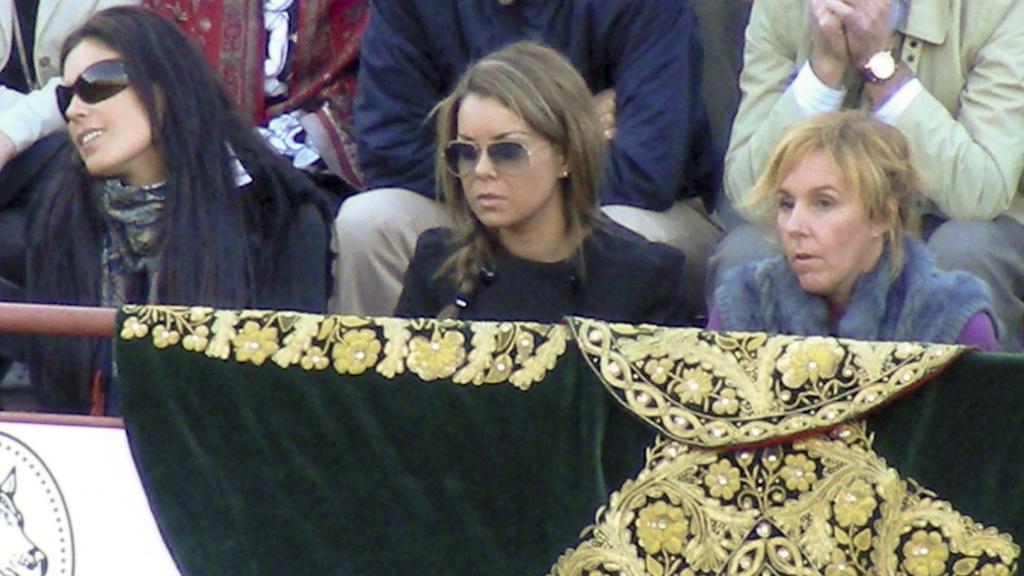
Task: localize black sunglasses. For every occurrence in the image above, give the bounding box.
[443,140,533,177]
[55,59,131,119]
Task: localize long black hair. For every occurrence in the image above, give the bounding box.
[27,6,330,411]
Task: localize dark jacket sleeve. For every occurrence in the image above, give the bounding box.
[258,202,330,313]
[584,223,689,326]
[639,242,690,327]
[394,228,451,317]
[353,0,444,199]
[599,0,718,210]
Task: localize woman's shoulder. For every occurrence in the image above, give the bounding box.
[901,239,990,301]
[411,227,457,264]
[261,197,330,254]
[893,237,999,342]
[395,228,458,318]
[402,228,457,291]
[577,222,688,324]
[289,199,330,227]
[586,221,685,272]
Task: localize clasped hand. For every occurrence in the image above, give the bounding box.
[809,0,896,87]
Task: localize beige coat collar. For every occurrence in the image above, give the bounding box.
[900,0,949,44]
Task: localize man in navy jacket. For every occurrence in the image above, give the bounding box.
[333,0,720,320]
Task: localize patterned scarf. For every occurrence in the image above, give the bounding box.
[96,179,167,306]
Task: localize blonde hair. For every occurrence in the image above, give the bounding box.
[743,110,923,273]
[432,41,605,298]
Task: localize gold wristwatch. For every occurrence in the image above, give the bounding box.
[861,49,898,83]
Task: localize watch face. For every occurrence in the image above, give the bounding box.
[866,51,897,81]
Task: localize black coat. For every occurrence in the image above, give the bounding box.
[20,160,333,414]
[395,222,691,326]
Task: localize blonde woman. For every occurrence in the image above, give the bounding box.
[395,42,688,325]
[709,111,998,349]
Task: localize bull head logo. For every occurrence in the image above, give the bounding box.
[0,469,47,576]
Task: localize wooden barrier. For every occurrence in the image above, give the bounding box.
[0,303,116,338]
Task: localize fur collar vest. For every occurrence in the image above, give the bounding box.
[716,236,995,343]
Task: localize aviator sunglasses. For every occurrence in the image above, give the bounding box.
[55,59,131,119]
[443,140,536,177]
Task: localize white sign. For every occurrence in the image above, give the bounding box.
[0,414,180,576]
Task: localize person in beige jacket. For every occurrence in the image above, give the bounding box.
[712,0,1024,351]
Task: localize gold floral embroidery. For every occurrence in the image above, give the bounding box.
[832,478,876,528]
[408,330,466,381]
[120,311,1019,574]
[300,346,330,371]
[703,460,741,499]
[566,318,964,447]
[273,315,319,369]
[118,306,568,390]
[331,329,381,375]
[151,324,180,349]
[120,316,148,340]
[644,359,673,384]
[206,310,238,360]
[710,389,739,416]
[823,550,858,576]
[554,319,1015,575]
[549,424,1019,576]
[671,368,712,404]
[635,501,688,556]
[903,530,950,576]
[777,337,843,390]
[778,454,816,493]
[182,325,209,352]
[232,321,279,366]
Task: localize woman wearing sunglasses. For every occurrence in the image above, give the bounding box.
[25,7,332,413]
[394,42,688,325]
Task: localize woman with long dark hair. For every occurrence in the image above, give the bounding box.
[27,6,332,412]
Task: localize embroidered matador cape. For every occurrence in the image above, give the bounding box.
[114,307,1022,575]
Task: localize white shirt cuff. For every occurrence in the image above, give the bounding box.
[791,61,846,116]
[873,78,924,125]
[0,78,64,153]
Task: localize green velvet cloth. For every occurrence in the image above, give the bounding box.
[870,351,1024,542]
[117,318,652,576]
[115,312,1023,575]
